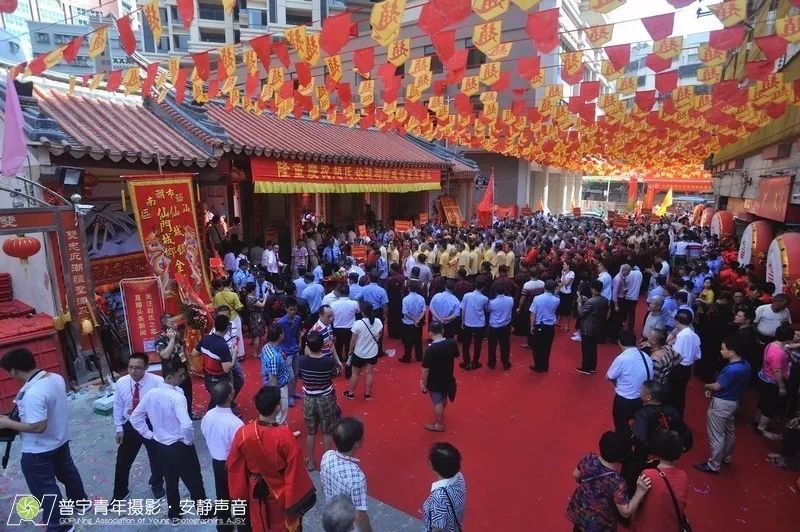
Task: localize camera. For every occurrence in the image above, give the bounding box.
[0,406,19,469]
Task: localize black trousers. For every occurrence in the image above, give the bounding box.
[212,458,238,532]
[667,364,692,416]
[460,325,486,365]
[113,421,164,499]
[487,324,511,367]
[402,323,423,361]
[155,441,206,519]
[333,327,352,362]
[613,394,642,435]
[619,299,638,332]
[580,335,599,371]
[179,368,194,416]
[530,324,555,371]
[443,318,461,340]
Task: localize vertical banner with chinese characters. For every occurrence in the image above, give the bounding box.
[125,174,211,314]
[120,277,165,363]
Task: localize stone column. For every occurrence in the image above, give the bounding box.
[542,167,550,212]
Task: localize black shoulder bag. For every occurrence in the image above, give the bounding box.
[360,319,385,358]
[637,348,651,380]
[658,469,692,532]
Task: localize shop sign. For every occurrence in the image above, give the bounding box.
[745,176,792,221]
[394,220,412,233]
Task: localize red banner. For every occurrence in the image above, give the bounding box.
[745,176,800,222]
[358,224,367,237]
[394,220,412,233]
[251,157,442,194]
[351,244,368,263]
[120,277,165,363]
[125,174,211,313]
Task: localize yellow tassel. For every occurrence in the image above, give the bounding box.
[121,189,127,211]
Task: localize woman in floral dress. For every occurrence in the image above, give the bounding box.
[245,281,267,353]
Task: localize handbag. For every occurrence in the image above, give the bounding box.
[658,469,692,532]
[360,319,385,358]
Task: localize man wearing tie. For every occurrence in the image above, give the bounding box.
[200,381,244,531]
[112,353,165,502]
[529,280,560,373]
[399,282,427,363]
[130,360,206,522]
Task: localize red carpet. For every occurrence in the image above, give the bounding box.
[189,325,800,530]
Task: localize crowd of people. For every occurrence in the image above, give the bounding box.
[2,206,800,531]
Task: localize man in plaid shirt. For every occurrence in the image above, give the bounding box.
[260,323,291,425]
[321,417,372,532]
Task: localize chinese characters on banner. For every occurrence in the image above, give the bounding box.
[394,220,412,233]
[439,196,465,226]
[63,217,94,326]
[126,174,211,313]
[351,244,368,264]
[120,277,165,363]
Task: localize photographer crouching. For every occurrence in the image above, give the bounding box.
[0,348,87,532]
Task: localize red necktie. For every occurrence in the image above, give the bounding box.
[131,382,140,411]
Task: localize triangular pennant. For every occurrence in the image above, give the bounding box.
[645,53,673,73]
[116,17,137,56]
[273,41,291,68]
[176,0,194,28]
[604,44,630,71]
[320,12,352,55]
[192,51,210,81]
[62,36,83,63]
[526,8,559,53]
[431,0,472,24]
[249,35,271,71]
[709,25,746,50]
[641,13,674,41]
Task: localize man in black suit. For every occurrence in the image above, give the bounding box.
[576,280,609,375]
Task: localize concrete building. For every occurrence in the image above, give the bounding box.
[137,0,345,58]
[28,14,140,75]
[0,0,67,57]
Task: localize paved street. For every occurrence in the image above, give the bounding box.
[0,387,420,531]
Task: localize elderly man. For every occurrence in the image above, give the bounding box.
[641,296,667,342]
[322,495,356,532]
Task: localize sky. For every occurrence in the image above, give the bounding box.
[606,0,723,45]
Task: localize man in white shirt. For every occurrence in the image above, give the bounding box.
[0,348,87,532]
[606,330,653,434]
[261,243,285,281]
[321,417,373,532]
[130,361,206,521]
[331,285,361,365]
[597,262,613,302]
[754,294,792,340]
[201,381,244,532]
[621,265,643,332]
[667,310,702,416]
[112,353,165,501]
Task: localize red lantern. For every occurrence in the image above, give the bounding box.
[3,234,42,265]
[0,0,17,14]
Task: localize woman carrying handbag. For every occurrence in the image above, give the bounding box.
[343,301,384,400]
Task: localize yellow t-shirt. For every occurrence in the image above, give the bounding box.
[213,289,244,320]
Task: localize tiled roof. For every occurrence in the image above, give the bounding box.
[34,89,218,167]
[205,104,449,168]
[405,135,480,178]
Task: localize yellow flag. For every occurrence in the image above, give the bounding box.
[89,72,105,90]
[222,0,236,15]
[370,0,405,46]
[655,188,673,216]
[585,25,614,48]
[473,21,502,54]
[122,67,140,94]
[485,43,512,61]
[776,15,800,44]
[708,0,747,28]
[472,0,509,21]
[219,45,236,77]
[388,39,410,66]
[653,36,683,60]
[142,0,162,43]
[243,50,258,74]
[88,26,108,58]
[588,0,625,13]
[510,0,543,10]
[325,55,343,82]
[302,33,321,66]
[285,25,308,57]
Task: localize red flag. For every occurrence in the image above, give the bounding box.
[755,35,788,63]
[667,0,694,6]
[579,102,595,124]
[419,4,448,36]
[709,26,746,51]
[634,90,656,111]
[445,67,465,84]
[175,67,188,104]
[249,35,271,71]
[454,93,472,116]
[443,49,468,72]
[28,55,46,76]
[526,9,560,53]
[764,101,787,119]
[655,70,678,93]
[491,71,510,91]
[641,13,674,41]
[432,30,455,61]
[604,44,630,71]
[477,169,495,227]
[338,82,352,107]
[377,63,397,85]
[627,176,638,203]
[645,53,673,73]
[353,47,375,76]
[295,61,311,86]
[320,12,351,55]
[433,79,448,95]
[431,0,471,25]
[245,72,258,98]
[106,69,123,92]
[580,80,600,101]
[192,51,210,81]
[142,62,159,97]
[116,17,136,56]
[62,36,83,63]
[208,78,219,99]
[746,60,774,82]
[517,56,541,80]
[273,41,290,68]
[511,99,525,115]
[176,0,194,28]
[279,79,294,100]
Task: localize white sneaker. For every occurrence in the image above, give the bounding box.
[571,333,582,341]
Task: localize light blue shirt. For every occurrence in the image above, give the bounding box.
[312,265,324,284]
[376,256,389,280]
[293,277,307,296]
[598,272,613,301]
[361,283,389,310]
[662,296,678,328]
[402,292,426,325]
[647,285,663,304]
[429,291,460,322]
[232,269,254,292]
[530,292,559,325]
[461,290,489,328]
[489,295,514,328]
[302,282,324,314]
[349,283,364,302]
[607,346,654,400]
[348,265,366,280]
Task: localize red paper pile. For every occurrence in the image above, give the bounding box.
[0,273,12,303]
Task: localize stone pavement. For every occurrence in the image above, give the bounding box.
[0,388,420,531]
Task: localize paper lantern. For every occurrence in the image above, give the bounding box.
[692,204,704,225]
[701,207,715,228]
[738,221,772,276]
[710,210,734,238]
[766,232,800,321]
[2,234,41,265]
[0,0,17,14]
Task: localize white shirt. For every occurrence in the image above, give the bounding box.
[673,326,702,367]
[624,269,643,300]
[598,271,613,301]
[321,450,368,511]
[754,304,792,337]
[659,261,670,278]
[223,252,238,272]
[675,241,689,256]
[113,372,163,432]
[351,318,384,359]
[200,406,243,461]
[322,290,339,307]
[331,297,360,329]
[15,371,69,453]
[404,254,416,278]
[130,382,194,446]
[348,265,366,280]
[261,248,279,273]
[560,270,575,294]
[607,347,654,400]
